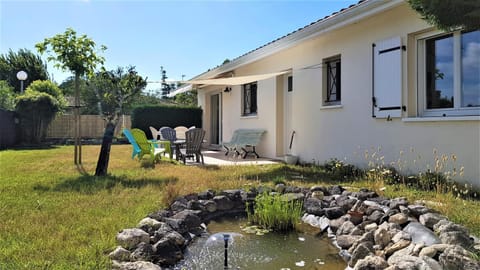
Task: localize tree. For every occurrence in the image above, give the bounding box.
[15,80,66,143]
[36,28,106,165]
[90,66,147,176]
[0,49,49,92]
[407,0,480,31]
[174,89,198,107]
[0,81,16,110]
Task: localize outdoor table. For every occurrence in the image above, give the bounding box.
[172,139,186,160]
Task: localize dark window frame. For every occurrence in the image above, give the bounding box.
[324,56,341,104]
[287,76,293,92]
[242,82,257,116]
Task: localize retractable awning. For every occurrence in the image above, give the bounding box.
[167,84,192,97]
[185,70,289,86]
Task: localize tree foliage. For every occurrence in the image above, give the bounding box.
[0,49,49,93]
[0,80,16,111]
[408,0,480,31]
[174,89,198,106]
[91,66,147,176]
[16,81,65,143]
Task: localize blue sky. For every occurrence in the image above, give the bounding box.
[1,0,358,91]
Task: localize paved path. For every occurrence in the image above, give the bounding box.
[184,150,281,166]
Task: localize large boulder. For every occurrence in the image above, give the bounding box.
[304,198,326,216]
[130,242,154,261]
[325,206,346,219]
[153,238,183,265]
[213,195,234,210]
[349,243,373,267]
[403,222,441,246]
[117,228,150,250]
[109,246,131,262]
[419,213,447,229]
[438,245,480,270]
[353,255,388,270]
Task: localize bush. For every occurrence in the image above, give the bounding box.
[323,158,363,181]
[15,90,62,143]
[0,80,15,110]
[247,193,303,232]
[132,105,202,138]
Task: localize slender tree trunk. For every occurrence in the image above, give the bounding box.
[95,121,116,176]
[74,73,79,164]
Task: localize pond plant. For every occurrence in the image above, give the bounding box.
[246,192,303,232]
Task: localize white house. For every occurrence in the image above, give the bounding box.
[178,0,480,188]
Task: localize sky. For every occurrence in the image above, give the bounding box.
[1,0,358,92]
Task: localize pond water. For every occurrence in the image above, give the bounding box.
[174,217,346,270]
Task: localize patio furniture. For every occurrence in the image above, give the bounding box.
[223,129,266,158]
[174,126,188,140]
[159,127,177,157]
[125,128,171,162]
[178,128,206,164]
[149,126,160,140]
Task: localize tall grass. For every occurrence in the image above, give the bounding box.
[247,193,303,232]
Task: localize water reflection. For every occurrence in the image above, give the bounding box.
[174,218,346,270]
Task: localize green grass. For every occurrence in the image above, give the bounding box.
[0,145,479,269]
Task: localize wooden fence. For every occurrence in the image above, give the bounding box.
[46,115,131,139]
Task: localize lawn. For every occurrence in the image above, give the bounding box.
[0,145,479,269]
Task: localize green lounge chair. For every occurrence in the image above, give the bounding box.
[124,128,171,162]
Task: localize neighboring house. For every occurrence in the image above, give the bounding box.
[177,0,480,188]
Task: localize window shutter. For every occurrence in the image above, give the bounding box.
[373,36,404,118]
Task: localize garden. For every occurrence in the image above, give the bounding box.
[0,144,479,269]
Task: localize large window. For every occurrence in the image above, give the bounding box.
[419,30,479,116]
[242,82,257,116]
[323,55,341,105]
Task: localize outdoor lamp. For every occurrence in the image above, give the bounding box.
[16,70,28,92]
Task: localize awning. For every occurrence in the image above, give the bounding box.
[167,84,192,98]
[185,70,289,86]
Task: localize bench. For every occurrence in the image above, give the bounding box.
[223,129,266,158]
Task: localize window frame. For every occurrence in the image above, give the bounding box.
[242,82,258,116]
[323,55,341,106]
[417,30,479,117]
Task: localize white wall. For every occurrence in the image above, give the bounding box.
[198,3,480,188]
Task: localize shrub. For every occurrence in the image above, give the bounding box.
[0,80,15,110]
[15,90,62,143]
[323,158,362,181]
[247,193,303,232]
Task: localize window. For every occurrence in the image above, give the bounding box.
[419,30,479,116]
[287,76,293,92]
[242,82,257,116]
[323,56,341,105]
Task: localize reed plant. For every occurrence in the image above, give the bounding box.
[247,193,303,232]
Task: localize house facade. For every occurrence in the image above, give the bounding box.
[187,0,480,187]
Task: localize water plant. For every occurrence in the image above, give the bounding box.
[247,192,303,232]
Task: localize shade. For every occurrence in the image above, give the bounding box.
[167,84,192,98]
[185,71,289,86]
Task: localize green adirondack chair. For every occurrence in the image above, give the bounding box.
[125,128,171,162]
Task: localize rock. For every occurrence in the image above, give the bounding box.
[147,210,171,222]
[153,238,183,265]
[117,228,150,250]
[353,255,388,270]
[304,198,325,216]
[389,213,409,225]
[337,221,356,236]
[275,183,286,193]
[311,191,324,200]
[336,196,358,211]
[419,243,451,257]
[349,243,373,267]
[302,214,330,232]
[407,204,431,217]
[350,226,364,236]
[171,210,202,230]
[389,197,408,210]
[310,185,328,193]
[403,222,441,246]
[151,223,173,242]
[439,245,480,270]
[329,216,350,233]
[337,235,361,249]
[355,191,378,201]
[374,227,391,248]
[285,186,302,193]
[199,200,217,212]
[186,200,204,211]
[213,195,234,210]
[388,254,441,270]
[328,185,345,195]
[368,210,384,223]
[349,231,374,254]
[197,190,214,200]
[364,223,378,232]
[138,218,162,232]
[170,200,187,212]
[385,239,411,256]
[130,242,154,261]
[439,231,474,249]
[164,231,186,247]
[347,211,365,225]
[434,220,469,235]
[281,192,305,203]
[112,261,162,270]
[109,246,131,261]
[419,213,447,229]
[325,206,346,219]
[391,231,411,243]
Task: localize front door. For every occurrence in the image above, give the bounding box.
[210,93,221,145]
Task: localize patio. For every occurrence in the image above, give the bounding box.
[191,149,281,166]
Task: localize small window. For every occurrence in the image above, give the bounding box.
[287,76,293,92]
[323,56,341,105]
[242,82,257,116]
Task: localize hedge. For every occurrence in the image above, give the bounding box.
[131,105,202,139]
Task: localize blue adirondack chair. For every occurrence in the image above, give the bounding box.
[123,128,143,160]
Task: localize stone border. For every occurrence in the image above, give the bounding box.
[110,185,480,270]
